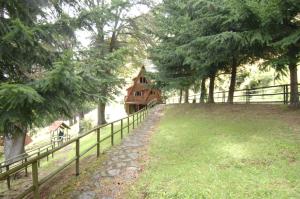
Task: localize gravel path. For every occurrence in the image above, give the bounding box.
[69,105,164,199]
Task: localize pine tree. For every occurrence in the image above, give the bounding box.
[77,0,150,125]
[252,0,300,107]
[0,1,83,161]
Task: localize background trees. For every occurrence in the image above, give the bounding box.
[148,0,299,107]
[253,0,300,106]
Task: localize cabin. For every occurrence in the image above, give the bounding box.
[49,121,71,147]
[124,66,162,114]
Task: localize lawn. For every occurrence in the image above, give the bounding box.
[128,104,300,199]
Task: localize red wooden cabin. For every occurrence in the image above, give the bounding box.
[124,66,162,114]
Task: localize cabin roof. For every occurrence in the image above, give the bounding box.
[132,65,146,81]
[124,66,161,107]
[49,121,70,132]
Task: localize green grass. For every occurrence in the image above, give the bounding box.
[128,104,300,199]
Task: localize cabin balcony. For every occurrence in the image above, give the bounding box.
[125,95,147,105]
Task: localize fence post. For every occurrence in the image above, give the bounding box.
[37,149,40,167]
[133,114,135,129]
[111,123,114,146]
[46,148,49,161]
[283,85,286,104]
[32,160,40,199]
[121,119,123,139]
[6,165,10,189]
[246,89,250,104]
[75,139,80,176]
[286,85,289,104]
[284,84,289,104]
[25,158,28,176]
[127,116,129,133]
[51,145,54,158]
[222,91,226,103]
[139,111,141,124]
[97,128,100,157]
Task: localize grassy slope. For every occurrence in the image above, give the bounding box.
[128,104,300,199]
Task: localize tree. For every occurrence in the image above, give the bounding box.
[146,0,198,98]
[0,1,83,161]
[200,78,207,103]
[78,0,150,125]
[253,0,300,107]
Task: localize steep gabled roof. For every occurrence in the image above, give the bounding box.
[127,66,147,98]
[49,121,70,132]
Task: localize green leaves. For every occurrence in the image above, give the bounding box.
[0,84,43,111]
[0,84,44,132]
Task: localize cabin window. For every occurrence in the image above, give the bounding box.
[150,91,155,95]
[139,77,147,84]
[134,91,143,96]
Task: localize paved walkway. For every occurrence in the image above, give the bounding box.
[69,105,164,199]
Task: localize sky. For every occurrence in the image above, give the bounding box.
[74,2,158,77]
[75,3,152,47]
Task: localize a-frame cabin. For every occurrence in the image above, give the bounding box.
[124,66,162,114]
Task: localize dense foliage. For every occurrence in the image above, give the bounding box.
[148,0,299,106]
[0,0,85,160]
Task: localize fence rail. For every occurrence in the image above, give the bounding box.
[0,106,151,199]
[0,143,55,173]
[167,84,300,104]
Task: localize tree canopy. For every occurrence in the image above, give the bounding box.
[147,0,299,105]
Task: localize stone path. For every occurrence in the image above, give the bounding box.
[69,105,164,199]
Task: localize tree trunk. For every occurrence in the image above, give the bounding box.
[97,102,107,125]
[184,88,189,103]
[179,89,183,103]
[227,59,237,104]
[289,63,299,107]
[4,128,26,164]
[200,78,207,103]
[208,74,215,103]
[73,116,77,124]
[78,111,85,134]
[69,118,73,126]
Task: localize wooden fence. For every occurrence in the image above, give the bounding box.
[167,83,300,104]
[0,143,54,173]
[0,106,150,199]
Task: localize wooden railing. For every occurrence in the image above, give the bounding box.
[0,106,151,199]
[0,143,55,174]
[167,83,300,104]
